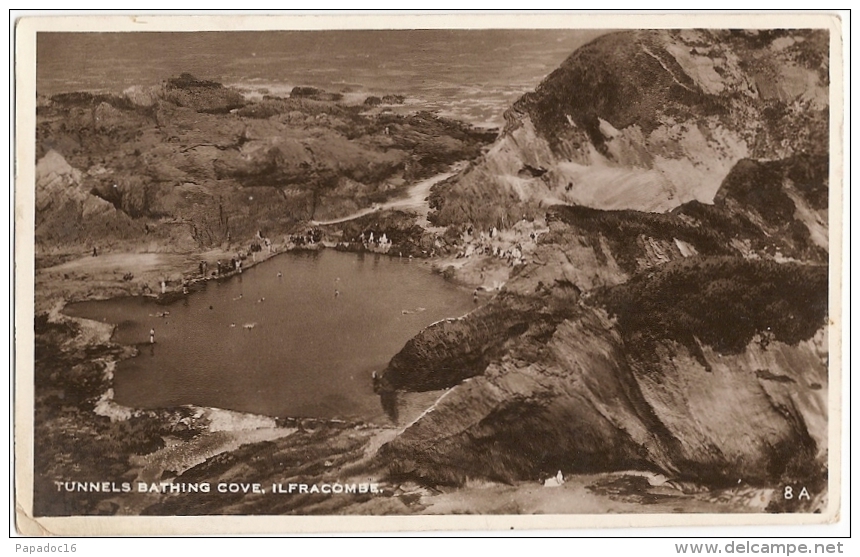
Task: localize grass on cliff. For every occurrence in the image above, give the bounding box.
[717,154,829,220]
[548,204,740,274]
[516,30,722,155]
[596,257,828,362]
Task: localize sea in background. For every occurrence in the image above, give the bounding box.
[37,29,607,128]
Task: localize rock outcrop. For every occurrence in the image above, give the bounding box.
[35,75,494,252]
[429,29,829,231]
[376,29,831,495]
[161,73,246,113]
[376,260,828,487]
[35,150,141,247]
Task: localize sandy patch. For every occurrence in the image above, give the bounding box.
[43,252,187,274]
[419,471,773,515]
[201,407,279,432]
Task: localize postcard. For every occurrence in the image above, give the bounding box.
[13,11,844,535]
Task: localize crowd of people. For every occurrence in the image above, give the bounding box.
[453,223,541,268]
[288,227,323,247]
[356,230,393,252]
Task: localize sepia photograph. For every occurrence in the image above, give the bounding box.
[14,12,844,534]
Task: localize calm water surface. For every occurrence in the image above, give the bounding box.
[64,250,474,422]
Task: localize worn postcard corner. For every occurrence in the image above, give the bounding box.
[14,11,844,535]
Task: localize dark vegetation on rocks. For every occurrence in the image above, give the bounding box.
[374,290,574,394]
[596,257,828,363]
[517,31,719,154]
[717,154,829,218]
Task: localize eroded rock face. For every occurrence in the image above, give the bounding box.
[386,52,830,486]
[430,29,829,231]
[384,41,831,487]
[376,260,828,487]
[715,154,829,256]
[375,290,577,394]
[35,150,140,246]
[378,306,666,485]
[35,77,494,251]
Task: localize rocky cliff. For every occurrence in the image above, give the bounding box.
[429,29,829,230]
[36,76,494,254]
[375,29,831,498]
[376,260,828,489]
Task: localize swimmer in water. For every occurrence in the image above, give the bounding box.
[277,271,282,277]
[230,323,236,328]
[335,289,340,298]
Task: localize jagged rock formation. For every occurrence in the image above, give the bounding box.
[429,29,829,230]
[376,260,828,487]
[375,291,572,394]
[36,75,494,251]
[376,29,831,493]
[35,150,142,248]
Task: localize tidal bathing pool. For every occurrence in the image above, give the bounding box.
[64,250,474,422]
